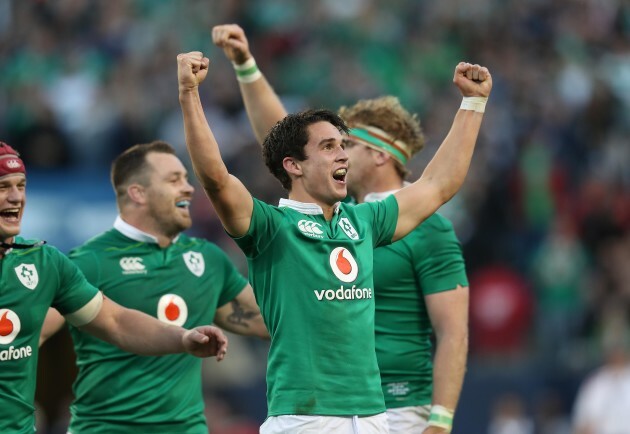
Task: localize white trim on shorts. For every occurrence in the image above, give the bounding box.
[386,405,431,434]
[260,413,389,434]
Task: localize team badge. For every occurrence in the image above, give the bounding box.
[183,251,205,277]
[0,309,21,344]
[157,294,188,326]
[338,217,359,240]
[329,247,359,283]
[14,264,38,290]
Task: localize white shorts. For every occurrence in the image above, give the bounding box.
[386,405,431,434]
[260,413,389,434]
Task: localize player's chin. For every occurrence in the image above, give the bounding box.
[0,222,21,238]
[332,185,347,201]
[175,216,193,231]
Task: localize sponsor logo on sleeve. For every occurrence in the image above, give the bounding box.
[157,294,188,326]
[0,309,33,361]
[14,264,38,290]
[183,251,205,277]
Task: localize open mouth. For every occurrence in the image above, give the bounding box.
[175,200,191,210]
[333,168,347,184]
[0,208,20,223]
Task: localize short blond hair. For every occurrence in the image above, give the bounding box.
[338,96,425,178]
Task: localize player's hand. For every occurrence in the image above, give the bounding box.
[177,51,210,93]
[182,325,228,360]
[453,62,492,98]
[212,24,252,65]
[422,426,449,434]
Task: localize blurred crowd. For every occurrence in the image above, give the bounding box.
[1,0,629,432]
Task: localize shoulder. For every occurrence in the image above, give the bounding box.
[178,234,224,254]
[13,237,57,259]
[68,230,116,257]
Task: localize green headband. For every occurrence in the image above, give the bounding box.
[348,127,410,165]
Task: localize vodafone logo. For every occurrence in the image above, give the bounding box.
[157,294,188,326]
[0,309,20,345]
[298,219,324,238]
[329,247,359,283]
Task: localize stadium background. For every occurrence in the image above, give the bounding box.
[1,0,628,432]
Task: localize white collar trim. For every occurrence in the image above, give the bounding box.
[114,216,180,244]
[363,182,409,203]
[278,198,341,215]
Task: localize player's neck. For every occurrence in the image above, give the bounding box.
[119,215,177,248]
[287,191,338,220]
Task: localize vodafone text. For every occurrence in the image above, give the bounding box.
[0,345,32,361]
[314,285,373,301]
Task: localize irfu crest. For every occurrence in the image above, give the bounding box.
[338,217,359,240]
[14,264,38,290]
[183,251,205,277]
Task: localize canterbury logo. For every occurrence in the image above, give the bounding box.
[119,257,147,274]
[298,220,324,238]
[6,159,21,169]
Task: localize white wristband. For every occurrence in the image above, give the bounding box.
[428,405,454,432]
[233,57,262,84]
[460,96,488,113]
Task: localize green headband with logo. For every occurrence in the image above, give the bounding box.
[347,126,410,165]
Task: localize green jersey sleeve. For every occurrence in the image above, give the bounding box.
[50,248,100,316]
[207,243,249,307]
[411,213,468,294]
[233,198,284,258]
[352,195,399,248]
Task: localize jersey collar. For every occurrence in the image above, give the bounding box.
[362,182,409,203]
[278,198,341,215]
[114,216,180,244]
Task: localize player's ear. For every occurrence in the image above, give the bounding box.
[372,149,390,167]
[127,184,147,204]
[283,157,302,176]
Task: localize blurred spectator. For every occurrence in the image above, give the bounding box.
[469,265,533,358]
[487,393,534,434]
[530,214,588,365]
[572,307,630,434]
[534,390,572,434]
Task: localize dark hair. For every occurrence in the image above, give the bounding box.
[111,141,176,197]
[262,109,348,191]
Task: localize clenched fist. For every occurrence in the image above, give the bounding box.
[453,62,492,98]
[177,51,210,93]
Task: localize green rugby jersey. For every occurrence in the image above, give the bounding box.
[233,195,398,417]
[0,237,100,434]
[372,208,468,409]
[67,218,247,434]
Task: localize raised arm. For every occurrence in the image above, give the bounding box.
[81,296,228,359]
[393,62,492,240]
[177,51,253,237]
[212,24,287,144]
